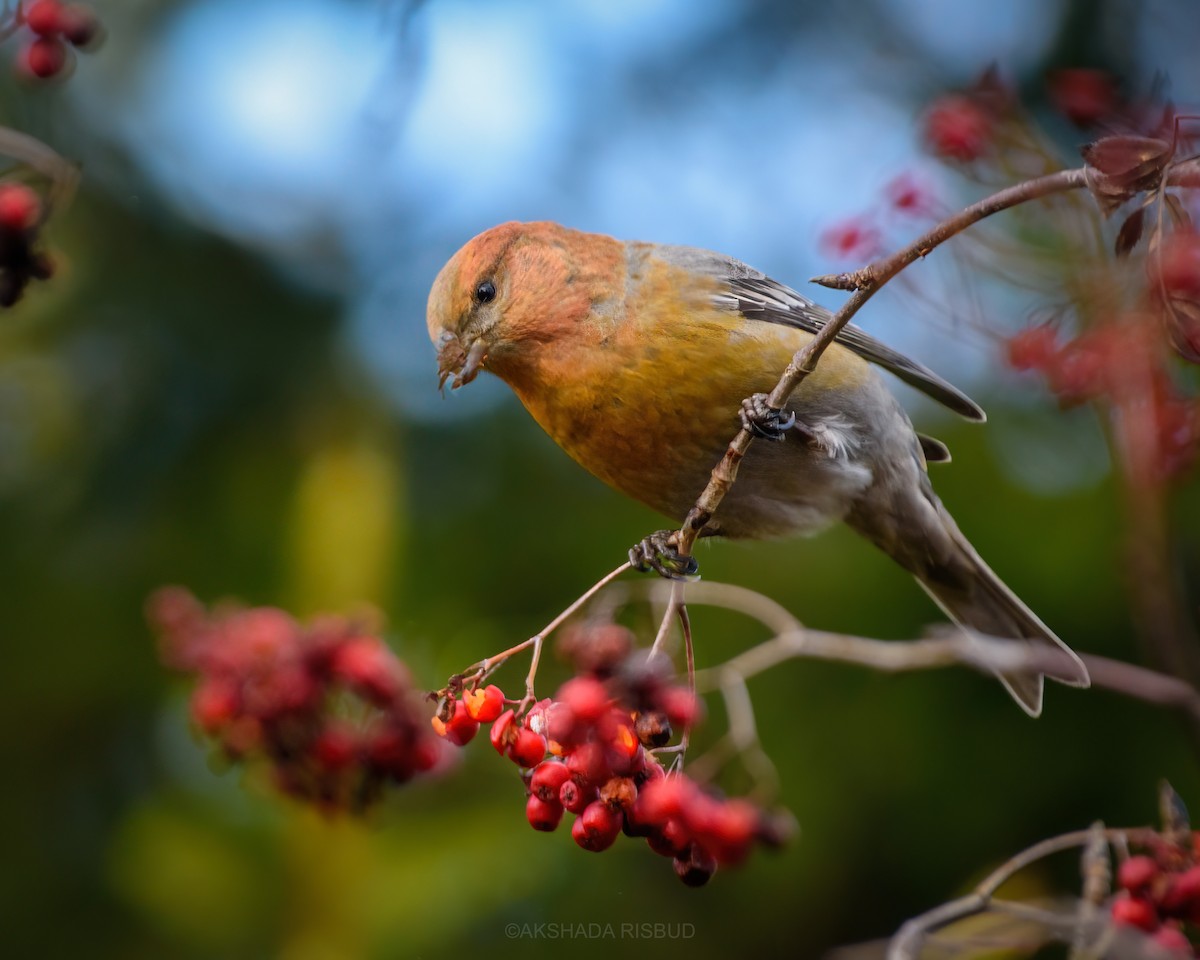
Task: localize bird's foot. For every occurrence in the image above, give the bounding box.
[739,393,842,455]
[629,529,699,580]
[739,393,796,441]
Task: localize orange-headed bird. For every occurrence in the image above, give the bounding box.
[427,221,1089,715]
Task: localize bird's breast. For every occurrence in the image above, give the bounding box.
[500,286,877,535]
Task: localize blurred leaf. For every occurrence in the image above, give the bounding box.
[287,431,403,613]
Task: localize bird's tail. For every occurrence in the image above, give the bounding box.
[847,494,1090,716]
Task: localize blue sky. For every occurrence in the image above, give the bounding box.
[68,0,1197,431]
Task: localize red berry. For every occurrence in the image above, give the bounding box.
[330,637,402,705]
[647,818,691,858]
[191,678,239,732]
[530,761,572,803]
[572,800,622,852]
[367,726,416,777]
[462,684,505,722]
[1048,69,1118,127]
[1118,855,1162,895]
[409,736,440,773]
[20,36,68,78]
[1047,337,1108,405]
[1111,893,1159,932]
[312,726,358,771]
[431,699,478,746]
[1150,926,1193,955]
[884,174,935,217]
[58,4,98,47]
[0,183,41,232]
[924,94,993,162]
[634,776,691,823]
[635,756,665,786]
[565,740,610,784]
[557,622,634,675]
[819,219,881,261]
[24,0,63,36]
[507,727,546,767]
[489,709,517,754]
[1160,865,1200,921]
[559,778,594,814]
[607,716,641,761]
[556,676,611,725]
[697,799,758,866]
[673,843,717,887]
[1155,232,1200,301]
[657,687,700,728]
[1005,325,1059,372]
[525,794,564,832]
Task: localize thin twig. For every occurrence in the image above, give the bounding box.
[0,127,82,215]
[692,626,1200,735]
[1071,822,1112,960]
[677,598,694,759]
[888,826,1154,960]
[648,579,685,660]
[675,167,1092,557]
[457,561,632,691]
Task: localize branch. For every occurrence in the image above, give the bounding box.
[0,126,82,215]
[887,826,1156,960]
[675,168,1091,556]
[692,625,1200,736]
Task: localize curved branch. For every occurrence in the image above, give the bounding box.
[693,626,1200,736]
[676,168,1091,555]
[888,825,1156,960]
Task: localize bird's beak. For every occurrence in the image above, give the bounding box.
[436,333,488,392]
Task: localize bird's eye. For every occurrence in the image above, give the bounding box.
[475,280,496,304]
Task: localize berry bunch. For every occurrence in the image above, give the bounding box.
[1154,231,1200,364]
[924,93,996,163]
[1004,320,1199,484]
[0,181,53,306]
[1111,833,1200,956]
[1047,69,1120,129]
[14,0,99,80]
[149,587,442,813]
[432,623,791,886]
[920,70,1016,163]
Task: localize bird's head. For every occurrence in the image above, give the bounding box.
[428,221,617,391]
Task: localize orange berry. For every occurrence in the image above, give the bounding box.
[463,684,505,722]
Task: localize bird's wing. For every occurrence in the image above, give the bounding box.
[714,271,986,423]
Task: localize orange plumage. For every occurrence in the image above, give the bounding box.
[427,220,1089,715]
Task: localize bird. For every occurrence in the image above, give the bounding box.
[426,220,1089,716]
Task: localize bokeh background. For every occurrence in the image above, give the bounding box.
[2,0,1198,957]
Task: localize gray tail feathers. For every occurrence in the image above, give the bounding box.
[849,498,1090,717]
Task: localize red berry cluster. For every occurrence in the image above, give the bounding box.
[818,218,882,263]
[1154,231,1200,364]
[1110,832,1200,956]
[0,181,53,306]
[1004,320,1200,483]
[149,587,442,813]
[432,623,792,886]
[1047,69,1120,129]
[15,0,99,80]
[924,93,995,163]
[920,69,1016,163]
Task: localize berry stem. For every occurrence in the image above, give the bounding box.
[447,561,631,696]
[890,825,1159,959]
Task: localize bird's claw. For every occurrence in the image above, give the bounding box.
[740,393,795,441]
[629,530,699,581]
